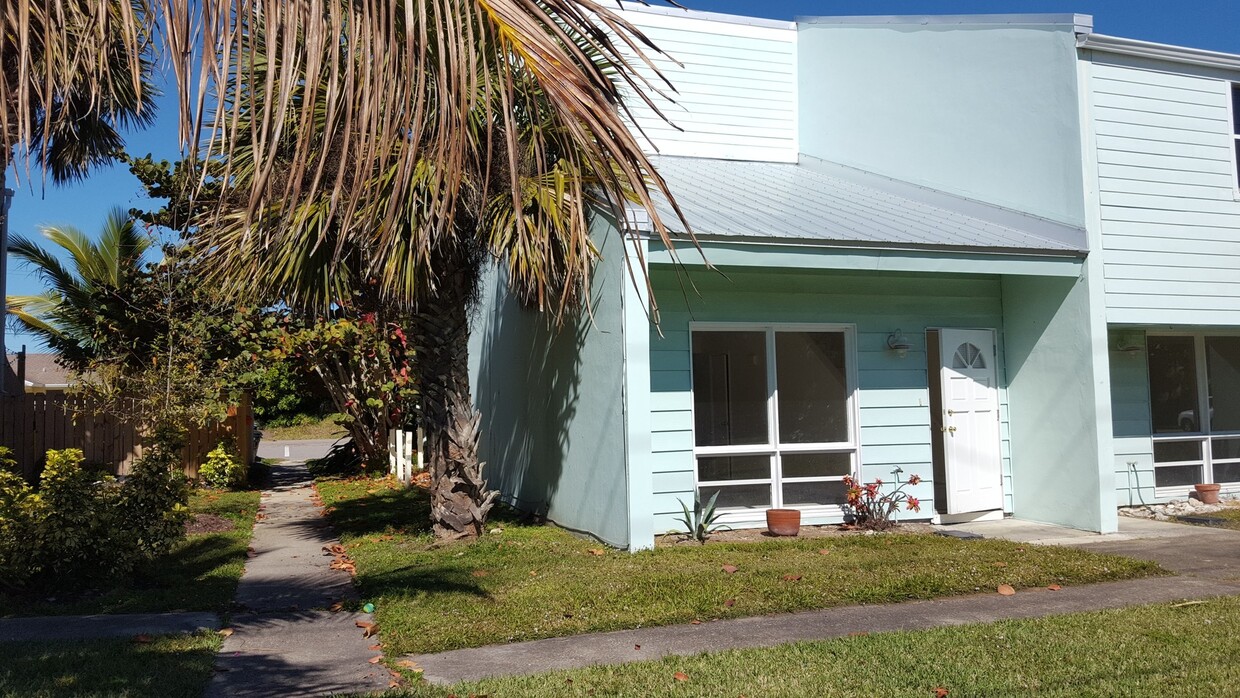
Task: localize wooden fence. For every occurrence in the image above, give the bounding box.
[0,392,253,481]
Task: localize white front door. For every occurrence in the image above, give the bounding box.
[939,329,1004,515]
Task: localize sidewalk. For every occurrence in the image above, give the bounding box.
[411,517,1240,686]
[204,462,390,697]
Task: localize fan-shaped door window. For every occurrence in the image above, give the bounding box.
[952,343,986,370]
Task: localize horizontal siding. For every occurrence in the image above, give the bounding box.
[647,267,1015,529]
[1090,59,1240,326]
[618,8,797,162]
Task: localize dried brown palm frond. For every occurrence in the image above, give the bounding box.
[2,0,691,317]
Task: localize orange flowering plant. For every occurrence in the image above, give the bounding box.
[841,467,923,531]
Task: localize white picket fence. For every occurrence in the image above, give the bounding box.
[388,428,424,483]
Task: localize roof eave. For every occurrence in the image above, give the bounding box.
[1079,33,1240,72]
[798,13,1093,33]
[642,232,1088,259]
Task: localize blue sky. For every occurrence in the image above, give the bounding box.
[6,0,1240,352]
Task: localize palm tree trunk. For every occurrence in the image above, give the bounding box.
[413,245,496,540]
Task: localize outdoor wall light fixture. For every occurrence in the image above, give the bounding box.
[887,330,913,358]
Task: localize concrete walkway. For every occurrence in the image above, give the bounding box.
[205,462,389,697]
[0,612,219,643]
[411,516,1240,685]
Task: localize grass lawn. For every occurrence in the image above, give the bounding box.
[316,476,1164,655]
[262,416,347,442]
[0,489,260,617]
[388,595,1240,697]
[1205,505,1240,529]
[0,632,220,698]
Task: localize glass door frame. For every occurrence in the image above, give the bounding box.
[1147,331,1240,497]
[688,322,862,524]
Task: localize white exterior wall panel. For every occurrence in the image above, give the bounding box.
[1091,58,1240,324]
[617,7,798,162]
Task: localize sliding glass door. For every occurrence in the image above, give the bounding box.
[691,326,857,517]
[1147,334,1240,491]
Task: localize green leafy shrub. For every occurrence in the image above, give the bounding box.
[37,449,127,581]
[0,448,42,591]
[199,441,247,490]
[115,446,190,559]
[0,446,190,592]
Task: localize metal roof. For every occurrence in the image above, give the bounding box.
[634,156,1087,254]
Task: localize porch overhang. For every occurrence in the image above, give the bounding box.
[647,237,1086,278]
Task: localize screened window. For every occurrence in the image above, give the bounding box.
[1147,334,1240,491]
[691,327,857,514]
[1233,84,1240,187]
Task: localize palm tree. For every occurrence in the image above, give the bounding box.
[6,208,152,369]
[3,1,690,539]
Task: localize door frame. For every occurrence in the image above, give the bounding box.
[927,327,1005,518]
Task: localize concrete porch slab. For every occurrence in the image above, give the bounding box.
[934,515,1240,580]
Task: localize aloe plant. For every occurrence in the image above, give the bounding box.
[675,491,730,544]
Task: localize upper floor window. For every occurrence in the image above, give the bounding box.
[1233,84,1240,187]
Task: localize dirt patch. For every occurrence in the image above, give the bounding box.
[656,522,935,546]
[185,513,236,535]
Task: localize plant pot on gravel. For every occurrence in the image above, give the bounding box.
[765,508,801,537]
[1194,483,1222,505]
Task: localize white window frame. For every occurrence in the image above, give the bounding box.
[1229,82,1240,199]
[1147,331,1240,497]
[688,323,861,524]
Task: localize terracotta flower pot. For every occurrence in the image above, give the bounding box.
[766,508,801,537]
[1194,483,1222,505]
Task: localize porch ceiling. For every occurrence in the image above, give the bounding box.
[631,155,1087,255]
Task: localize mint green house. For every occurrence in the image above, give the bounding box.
[469,6,1240,550]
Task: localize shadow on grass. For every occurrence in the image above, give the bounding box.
[323,479,526,539]
[0,633,219,698]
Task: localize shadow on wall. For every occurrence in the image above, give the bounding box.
[473,269,588,524]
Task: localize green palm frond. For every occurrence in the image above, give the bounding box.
[4,212,151,366]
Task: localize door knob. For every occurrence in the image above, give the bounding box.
[947,426,957,433]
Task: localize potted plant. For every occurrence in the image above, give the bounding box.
[765,508,801,536]
[1194,483,1222,505]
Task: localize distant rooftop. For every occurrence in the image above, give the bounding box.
[632,156,1086,255]
[5,353,74,390]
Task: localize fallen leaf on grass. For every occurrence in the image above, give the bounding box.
[397,660,421,671]
[673,672,689,682]
[933,688,950,697]
[818,549,831,555]
[132,634,152,644]
[721,564,739,574]
[529,571,538,576]
[217,628,234,637]
[587,549,605,556]
[368,656,383,664]
[356,620,379,638]
[997,584,1016,596]
[1047,584,1062,592]
[690,620,702,625]
[723,599,736,608]
[471,570,489,577]
[992,562,1008,568]
[782,574,803,582]
[329,602,345,612]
